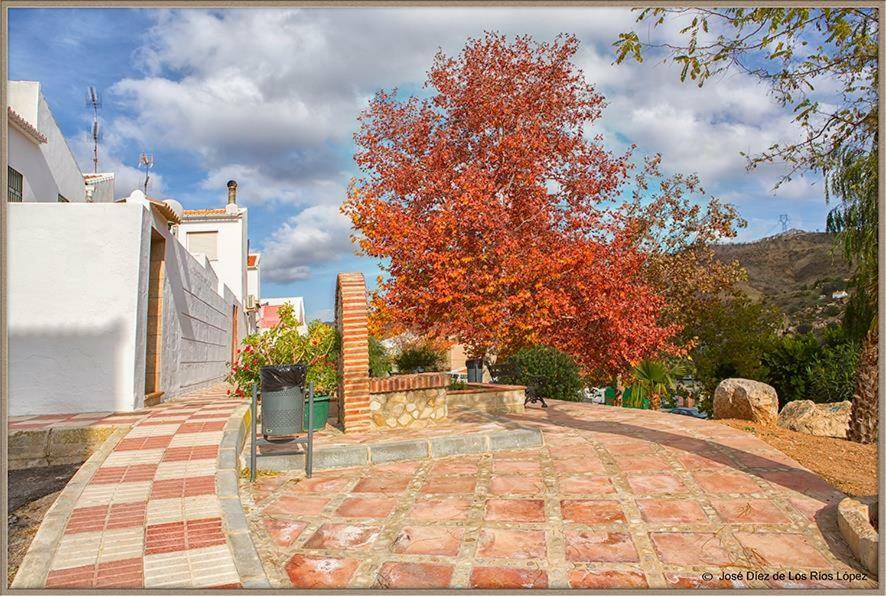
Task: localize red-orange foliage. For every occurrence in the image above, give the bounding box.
[343,33,681,378]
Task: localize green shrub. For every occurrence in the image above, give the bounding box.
[807,341,860,403]
[762,333,819,407]
[508,345,583,402]
[395,344,445,373]
[369,337,392,378]
[226,304,339,398]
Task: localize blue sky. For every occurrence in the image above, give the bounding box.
[9,8,833,320]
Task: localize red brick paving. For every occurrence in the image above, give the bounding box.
[471,566,548,589]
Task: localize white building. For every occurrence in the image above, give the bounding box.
[179,181,250,307]
[8,190,250,415]
[247,252,261,309]
[7,81,99,203]
[7,84,257,415]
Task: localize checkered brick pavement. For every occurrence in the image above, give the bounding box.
[38,386,246,589]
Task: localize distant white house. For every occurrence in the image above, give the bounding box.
[178,181,254,323]
[6,80,113,203]
[832,290,850,300]
[247,252,261,310]
[258,297,307,334]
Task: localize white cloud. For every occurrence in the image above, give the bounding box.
[261,204,354,282]
[69,128,165,198]
[103,7,827,281]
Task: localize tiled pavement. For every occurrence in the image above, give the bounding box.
[244,401,877,590]
[13,385,248,589]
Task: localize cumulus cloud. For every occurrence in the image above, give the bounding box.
[102,7,826,282]
[69,127,165,198]
[261,204,355,282]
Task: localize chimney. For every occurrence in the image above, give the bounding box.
[226,179,238,205]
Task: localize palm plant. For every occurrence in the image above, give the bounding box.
[627,359,690,410]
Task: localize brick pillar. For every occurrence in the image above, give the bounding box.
[335,273,371,432]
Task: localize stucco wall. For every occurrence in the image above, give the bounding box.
[8,203,150,415]
[7,81,86,202]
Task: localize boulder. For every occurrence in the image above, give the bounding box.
[778,400,852,439]
[713,378,779,424]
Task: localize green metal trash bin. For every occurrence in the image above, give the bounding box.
[260,364,308,437]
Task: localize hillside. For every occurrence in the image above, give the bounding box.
[714,230,853,331]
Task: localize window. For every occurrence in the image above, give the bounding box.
[57,194,69,203]
[187,231,218,260]
[8,167,23,202]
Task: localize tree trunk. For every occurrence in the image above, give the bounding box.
[847,326,879,444]
[615,375,624,407]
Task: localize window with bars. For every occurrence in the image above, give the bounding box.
[8,167,23,202]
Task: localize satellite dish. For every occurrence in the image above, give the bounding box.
[163,199,184,220]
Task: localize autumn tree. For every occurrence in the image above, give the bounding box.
[616,7,879,441]
[344,33,749,379]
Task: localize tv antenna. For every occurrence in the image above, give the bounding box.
[85,86,102,173]
[778,214,790,233]
[139,152,154,193]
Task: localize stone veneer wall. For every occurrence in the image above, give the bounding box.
[447,384,526,415]
[335,273,371,432]
[369,373,449,430]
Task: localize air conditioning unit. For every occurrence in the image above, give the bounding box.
[246,294,258,310]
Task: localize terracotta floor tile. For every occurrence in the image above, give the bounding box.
[560,499,626,524]
[650,532,737,566]
[710,498,790,524]
[559,475,615,495]
[617,455,674,472]
[375,561,453,589]
[371,460,424,475]
[489,476,545,495]
[421,476,477,494]
[408,497,473,521]
[477,528,547,559]
[565,530,638,562]
[485,499,546,522]
[263,495,330,517]
[289,476,352,494]
[391,525,463,556]
[693,471,762,494]
[471,566,548,589]
[569,569,648,589]
[335,496,398,519]
[552,457,607,474]
[626,473,688,495]
[734,532,831,568]
[263,518,308,548]
[285,555,359,588]
[303,523,381,550]
[493,460,542,475]
[637,499,709,523]
[665,573,746,589]
[351,474,412,493]
[429,459,479,475]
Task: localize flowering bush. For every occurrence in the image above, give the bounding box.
[226,303,339,398]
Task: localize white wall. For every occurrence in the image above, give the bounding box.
[247,264,261,302]
[7,81,86,202]
[8,203,150,415]
[37,92,86,202]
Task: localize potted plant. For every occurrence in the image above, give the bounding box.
[227,303,339,430]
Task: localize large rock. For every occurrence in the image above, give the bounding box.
[713,378,779,424]
[778,399,852,439]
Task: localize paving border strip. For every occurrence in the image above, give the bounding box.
[217,402,271,588]
[249,426,544,472]
[10,426,131,588]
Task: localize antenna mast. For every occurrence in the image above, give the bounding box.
[139,152,154,193]
[85,86,102,173]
